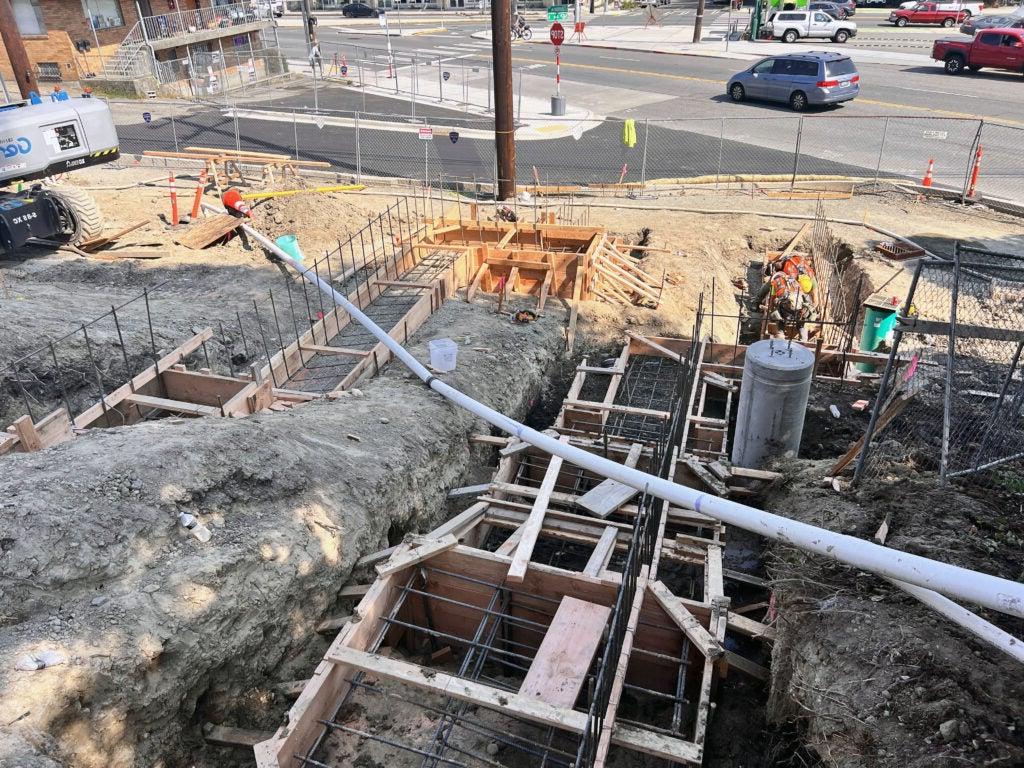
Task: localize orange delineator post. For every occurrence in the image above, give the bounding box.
[169,173,179,225]
[967,145,983,198]
[922,158,934,188]
[190,168,208,220]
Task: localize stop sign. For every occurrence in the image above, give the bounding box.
[550,22,565,46]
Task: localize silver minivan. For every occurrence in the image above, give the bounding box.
[727,52,860,111]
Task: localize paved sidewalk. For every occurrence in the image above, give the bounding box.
[285,57,601,140]
[472,25,935,66]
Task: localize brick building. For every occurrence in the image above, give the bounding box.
[0,0,282,94]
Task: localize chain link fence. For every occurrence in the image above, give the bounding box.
[853,246,1024,493]
[105,96,1024,208]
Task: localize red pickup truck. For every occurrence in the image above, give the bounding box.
[889,2,968,27]
[933,29,1024,74]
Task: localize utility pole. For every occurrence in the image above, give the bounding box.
[0,0,37,98]
[492,0,515,199]
[300,0,316,56]
[692,0,706,42]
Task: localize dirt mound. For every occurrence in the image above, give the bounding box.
[763,459,1024,768]
[0,298,567,768]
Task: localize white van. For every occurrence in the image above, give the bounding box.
[763,10,858,42]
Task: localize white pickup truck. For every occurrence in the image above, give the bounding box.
[898,1,985,17]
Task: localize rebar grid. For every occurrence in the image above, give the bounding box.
[606,354,683,445]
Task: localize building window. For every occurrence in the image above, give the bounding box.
[81,0,126,30]
[11,0,45,35]
[37,62,62,81]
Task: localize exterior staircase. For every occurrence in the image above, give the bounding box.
[100,23,152,80]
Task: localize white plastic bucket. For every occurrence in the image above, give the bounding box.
[429,338,458,372]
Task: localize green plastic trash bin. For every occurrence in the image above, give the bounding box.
[857,296,899,373]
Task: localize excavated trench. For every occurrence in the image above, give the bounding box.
[0,296,571,767]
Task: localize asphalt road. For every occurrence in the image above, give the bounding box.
[206,10,1024,199]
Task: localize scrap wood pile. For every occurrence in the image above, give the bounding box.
[587,238,664,308]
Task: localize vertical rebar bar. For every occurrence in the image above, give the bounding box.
[252,299,280,388]
[219,321,237,377]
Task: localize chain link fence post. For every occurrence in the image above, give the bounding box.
[355,111,362,183]
[961,119,983,205]
[873,115,890,189]
[790,115,803,190]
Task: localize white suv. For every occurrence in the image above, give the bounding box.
[764,10,858,43]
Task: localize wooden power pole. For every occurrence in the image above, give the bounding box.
[492,0,515,200]
[0,0,37,98]
[692,0,706,42]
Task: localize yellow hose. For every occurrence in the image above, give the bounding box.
[240,184,366,200]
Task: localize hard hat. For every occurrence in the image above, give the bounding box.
[798,274,813,293]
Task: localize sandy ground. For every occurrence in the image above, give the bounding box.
[2,165,1023,767]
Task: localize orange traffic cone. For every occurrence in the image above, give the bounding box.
[222,187,252,218]
[922,159,934,188]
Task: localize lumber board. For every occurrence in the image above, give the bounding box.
[775,222,811,263]
[315,614,353,634]
[327,645,588,732]
[723,568,769,588]
[9,415,41,452]
[830,392,912,475]
[339,584,371,599]
[508,437,569,583]
[583,526,619,578]
[576,442,644,518]
[538,268,552,313]
[683,457,730,497]
[79,219,149,252]
[125,393,221,417]
[626,331,683,362]
[175,213,242,250]
[375,534,458,576]
[519,596,611,707]
[723,650,769,681]
[495,524,525,556]
[487,257,552,272]
[447,483,492,498]
[649,580,723,660]
[204,723,272,748]
[727,613,777,642]
[706,545,725,602]
[466,261,489,303]
[300,344,371,357]
[562,399,670,420]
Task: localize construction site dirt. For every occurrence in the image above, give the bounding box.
[2,163,1024,768]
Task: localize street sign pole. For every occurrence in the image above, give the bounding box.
[549,22,565,116]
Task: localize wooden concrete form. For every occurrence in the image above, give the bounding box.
[254,337,776,768]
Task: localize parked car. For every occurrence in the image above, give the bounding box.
[933,27,1024,72]
[960,13,1024,35]
[251,0,283,17]
[763,10,858,42]
[810,2,848,18]
[889,2,969,26]
[898,0,983,16]
[341,2,379,17]
[834,0,857,16]
[727,52,860,111]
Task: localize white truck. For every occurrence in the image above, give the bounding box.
[763,10,858,42]
[898,1,985,17]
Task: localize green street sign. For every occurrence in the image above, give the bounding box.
[547,5,568,20]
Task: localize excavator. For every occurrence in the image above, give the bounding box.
[0,93,119,256]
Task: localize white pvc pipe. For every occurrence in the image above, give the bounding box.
[888,578,1024,663]
[227,209,1024,621]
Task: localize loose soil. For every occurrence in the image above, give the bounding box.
[2,166,1024,767]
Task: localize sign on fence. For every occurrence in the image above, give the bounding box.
[419,126,433,141]
[923,130,948,140]
[449,131,459,144]
[143,112,151,123]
